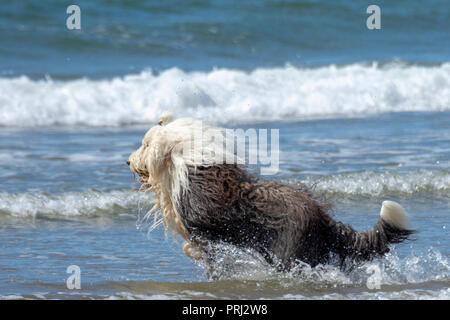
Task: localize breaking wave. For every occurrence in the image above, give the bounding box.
[0,189,154,219]
[0,62,449,127]
[298,169,449,197]
[0,169,447,219]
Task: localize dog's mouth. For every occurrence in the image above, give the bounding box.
[127,161,152,191]
[133,172,151,191]
[134,170,151,191]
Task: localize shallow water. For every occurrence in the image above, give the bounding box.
[0,112,448,299]
[0,0,449,300]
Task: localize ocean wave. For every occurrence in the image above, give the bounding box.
[0,62,449,127]
[0,189,154,218]
[297,169,449,197]
[0,170,447,218]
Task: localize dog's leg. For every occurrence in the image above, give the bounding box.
[182,240,203,260]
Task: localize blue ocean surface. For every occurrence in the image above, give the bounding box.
[1,0,449,77]
[0,0,448,299]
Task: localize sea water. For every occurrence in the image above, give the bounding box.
[0,0,448,299]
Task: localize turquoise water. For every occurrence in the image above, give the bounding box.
[0,113,448,299]
[0,0,449,299]
[1,0,449,77]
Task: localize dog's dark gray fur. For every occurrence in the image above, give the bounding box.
[176,164,414,274]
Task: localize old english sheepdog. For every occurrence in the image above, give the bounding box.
[127,113,414,277]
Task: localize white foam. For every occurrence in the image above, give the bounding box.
[0,295,25,300]
[1,170,446,219]
[67,153,123,162]
[0,62,449,127]
[0,189,154,218]
[192,240,449,300]
[298,169,449,196]
[282,287,450,300]
[105,292,176,300]
[212,244,450,286]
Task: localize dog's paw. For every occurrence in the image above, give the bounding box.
[182,241,203,260]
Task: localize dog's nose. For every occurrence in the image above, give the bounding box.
[126,160,130,166]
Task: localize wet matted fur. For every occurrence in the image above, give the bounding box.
[128,114,415,277]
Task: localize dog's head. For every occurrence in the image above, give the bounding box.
[127,112,234,237]
[127,112,175,188]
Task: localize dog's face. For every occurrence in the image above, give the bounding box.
[127,126,158,185]
[127,114,230,194]
[127,114,193,239]
[127,112,179,188]
[126,114,236,260]
[126,114,234,237]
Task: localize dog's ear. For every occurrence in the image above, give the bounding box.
[158,112,173,126]
[146,128,176,179]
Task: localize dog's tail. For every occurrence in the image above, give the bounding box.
[331,201,415,265]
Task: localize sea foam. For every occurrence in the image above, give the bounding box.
[0,62,449,127]
[0,170,446,219]
[0,189,154,218]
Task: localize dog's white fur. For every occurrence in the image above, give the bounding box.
[380,200,411,229]
[129,113,411,260]
[129,113,237,258]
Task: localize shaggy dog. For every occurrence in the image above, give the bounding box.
[128,113,414,277]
